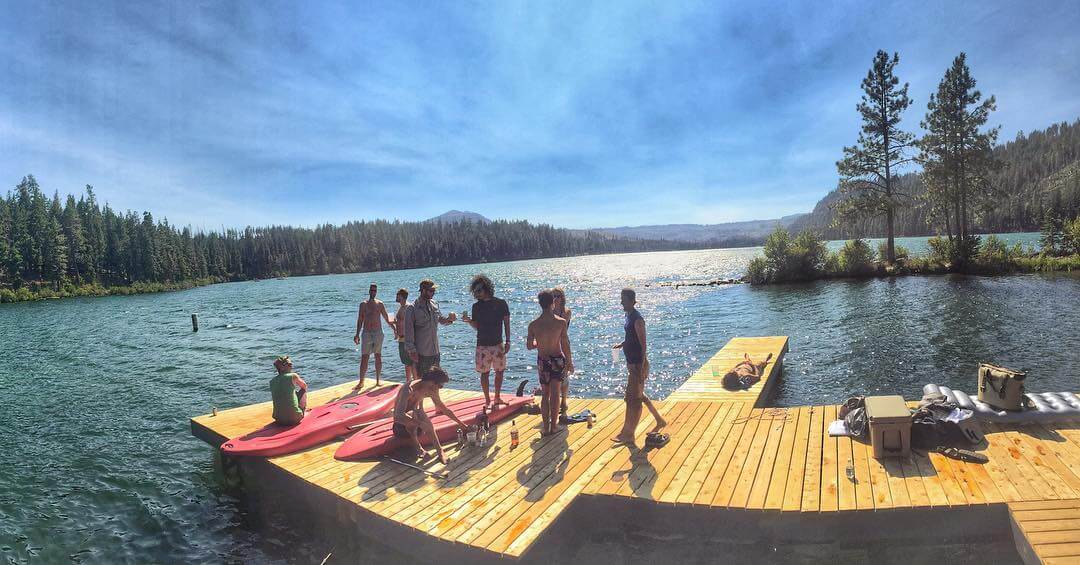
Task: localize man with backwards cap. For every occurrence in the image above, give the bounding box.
[402,279,457,376]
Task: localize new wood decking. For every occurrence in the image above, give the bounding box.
[190,336,1080,563]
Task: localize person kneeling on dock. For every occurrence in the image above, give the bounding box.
[271,355,308,425]
[721,352,773,390]
[393,366,469,465]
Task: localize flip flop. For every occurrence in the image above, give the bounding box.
[564,410,594,424]
[645,432,669,447]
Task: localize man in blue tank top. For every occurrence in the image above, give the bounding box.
[612,288,666,443]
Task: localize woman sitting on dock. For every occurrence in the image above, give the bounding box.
[271,355,308,425]
[721,352,773,390]
[393,366,469,464]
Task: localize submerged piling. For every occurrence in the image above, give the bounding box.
[192,313,199,332]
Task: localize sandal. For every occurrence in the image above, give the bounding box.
[645,432,669,447]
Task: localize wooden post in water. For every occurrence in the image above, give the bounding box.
[191,313,199,332]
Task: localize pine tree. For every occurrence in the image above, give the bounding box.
[835,50,915,263]
[917,53,1002,260]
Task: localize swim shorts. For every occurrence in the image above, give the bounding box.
[475,345,507,373]
[392,422,423,439]
[537,354,566,386]
[418,354,440,376]
[398,341,413,366]
[361,329,384,355]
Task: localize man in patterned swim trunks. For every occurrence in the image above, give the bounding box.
[527,289,573,436]
[461,274,511,407]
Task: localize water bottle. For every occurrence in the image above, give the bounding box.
[456,427,464,447]
[510,420,519,449]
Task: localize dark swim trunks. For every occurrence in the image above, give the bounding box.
[392,422,424,439]
[537,354,566,386]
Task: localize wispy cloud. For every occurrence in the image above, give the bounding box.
[1,0,1077,229]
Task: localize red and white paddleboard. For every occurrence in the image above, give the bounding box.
[222,384,401,457]
[334,395,532,461]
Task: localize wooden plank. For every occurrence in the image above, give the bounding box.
[1017,519,1080,532]
[415,400,617,534]
[657,402,726,503]
[781,406,811,512]
[819,405,839,512]
[849,435,874,510]
[989,423,1059,500]
[747,408,791,509]
[1030,542,1080,558]
[711,406,769,507]
[897,454,931,507]
[764,405,802,510]
[485,413,634,555]
[622,402,707,498]
[603,402,689,497]
[910,448,947,508]
[1011,500,1080,511]
[692,402,755,506]
[731,408,785,508]
[672,402,740,504]
[1003,426,1079,499]
[879,456,911,508]
[836,434,857,512]
[800,405,824,512]
[863,437,893,509]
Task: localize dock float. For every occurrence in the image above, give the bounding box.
[191,337,1080,563]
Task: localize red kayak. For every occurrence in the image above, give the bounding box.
[222,384,401,457]
[334,395,532,460]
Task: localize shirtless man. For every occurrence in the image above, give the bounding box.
[353,283,394,389]
[526,289,573,436]
[392,366,468,464]
[551,287,572,422]
[612,288,666,444]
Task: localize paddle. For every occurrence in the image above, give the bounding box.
[383,455,450,479]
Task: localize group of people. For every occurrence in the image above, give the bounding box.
[271,276,669,463]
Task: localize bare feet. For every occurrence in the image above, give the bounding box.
[611,434,634,444]
[492,397,507,408]
[437,451,448,465]
[353,381,364,390]
[651,418,668,434]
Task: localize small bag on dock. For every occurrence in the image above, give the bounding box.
[977,363,1026,411]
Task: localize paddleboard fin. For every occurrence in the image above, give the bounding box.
[515,379,529,397]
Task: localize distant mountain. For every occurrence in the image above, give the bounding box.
[426,210,491,224]
[590,214,806,245]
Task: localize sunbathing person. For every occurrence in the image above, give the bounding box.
[392,366,469,464]
[721,352,773,390]
[270,356,308,425]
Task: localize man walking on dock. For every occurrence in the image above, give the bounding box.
[612,288,665,444]
[353,283,394,389]
[402,279,457,376]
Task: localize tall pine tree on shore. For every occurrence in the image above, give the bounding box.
[834,50,915,263]
[917,53,1002,259]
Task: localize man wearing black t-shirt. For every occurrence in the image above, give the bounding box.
[462,274,511,407]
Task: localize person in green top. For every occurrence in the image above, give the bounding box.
[271,355,308,425]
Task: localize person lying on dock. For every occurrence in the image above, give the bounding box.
[271,355,308,426]
[526,289,573,436]
[392,366,469,464]
[721,352,773,390]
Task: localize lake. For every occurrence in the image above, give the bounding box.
[2,235,1077,562]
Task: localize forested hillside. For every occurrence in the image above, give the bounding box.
[791,119,1080,238]
[0,175,699,297]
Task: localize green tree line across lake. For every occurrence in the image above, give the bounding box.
[0,175,701,303]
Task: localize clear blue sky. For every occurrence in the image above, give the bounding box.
[1,1,1078,230]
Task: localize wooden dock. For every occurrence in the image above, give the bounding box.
[191,336,1080,563]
